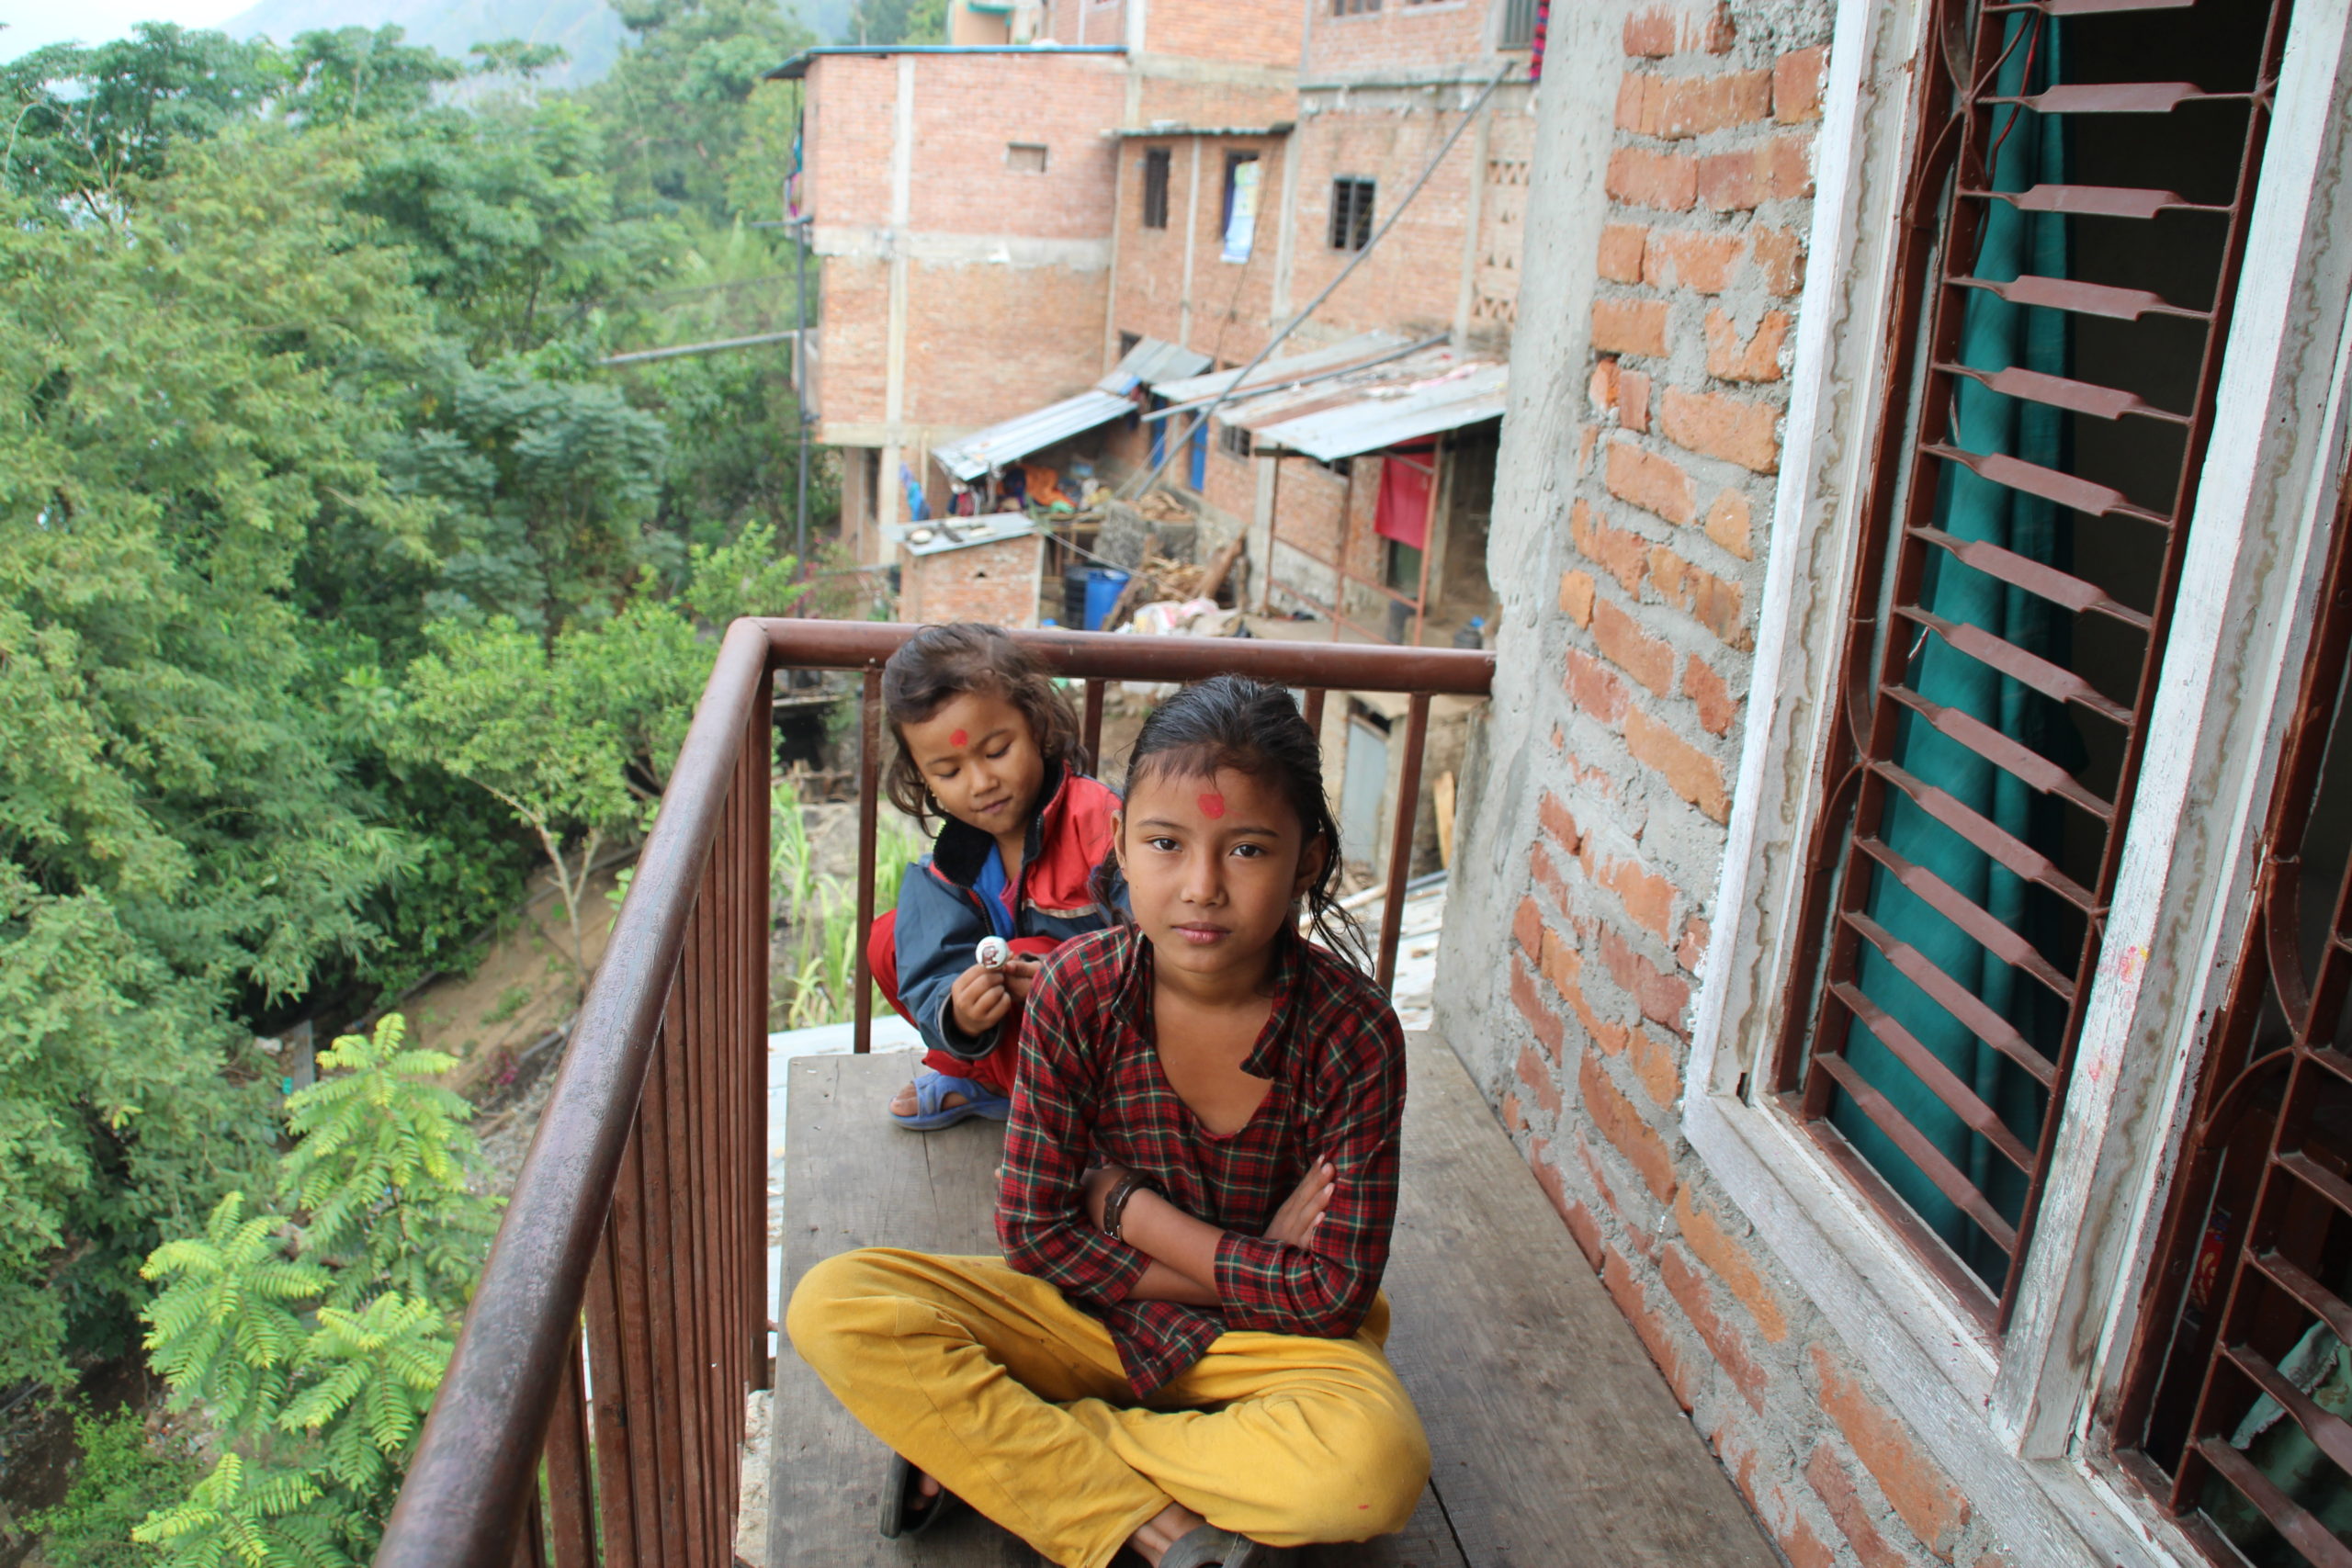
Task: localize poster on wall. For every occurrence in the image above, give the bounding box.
[1222,159,1260,264]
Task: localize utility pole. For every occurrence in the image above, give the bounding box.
[794,214,811,580]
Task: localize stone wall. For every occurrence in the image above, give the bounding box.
[1433,3,2022,1564]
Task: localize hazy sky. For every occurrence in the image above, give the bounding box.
[1,0,252,62]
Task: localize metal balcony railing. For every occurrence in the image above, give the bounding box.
[375,619,1495,1568]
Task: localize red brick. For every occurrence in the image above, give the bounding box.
[1684,652,1737,736]
[1696,134,1815,210]
[1602,926,1693,1036]
[1592,297,1670,357]
[1629,1026,1684,1108]
[1643,228,1743,293]
[1705,308,1791,382]
[1539,788,1582,853]
[1501,1090,1527,1134]
[1517,1043,1566,1114]
[1678,914,1712,973]
[1604,441,1697,527]
[1514,893,1545,957]
[1781,1515,1840,1568]
[1575,493,1659,588]
[1623,7,1678,56]
[1813,1346,1973,1557]
[1805,1445,1909,1568]
[1595,850,1677,942]
[1658,1246,1768,1411]
[1775,44,1828,123]
[1619,368,1653,432]
[1579,1050,1679,1204]
[1701,1,1737,52]
[1511,954,1566,1056]
[1676,1187,1791,1342]
[1598,222,1648,283]
[1601,1245,1697,1410]
[1530,1136,1604,1268]
[1532,840,1567,905]
[1559,570,1598,627]
[1566,649,1632,728]
[1620,69,1774,139]
[1536,922,1582,1001]
[1607,147,1699,212]
[1627,705,1730,821]
[1705,488,1754,558]
[1751,225,1806,295]
[1652,547,1750,648]
[1592,599,1677,696]
[1588,356,1621,418]
[1661,387,1780,473]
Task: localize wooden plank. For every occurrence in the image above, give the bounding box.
[1383,1032,1779,1568]
[769,1041,1773,1567]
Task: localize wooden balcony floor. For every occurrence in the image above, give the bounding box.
[767,1033,1778,1567]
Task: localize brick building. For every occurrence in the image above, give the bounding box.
[770,0,1541,638]
[1435,0,2352,1563]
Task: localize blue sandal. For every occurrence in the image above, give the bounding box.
[889,1070,1012,1131]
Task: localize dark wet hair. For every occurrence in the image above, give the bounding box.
[881,623,1086,829]
[1108,672,1367,969]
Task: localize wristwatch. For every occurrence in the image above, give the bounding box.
[1101,1173,1150,1242]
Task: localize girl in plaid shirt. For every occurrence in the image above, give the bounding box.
[790,675,1429,1568]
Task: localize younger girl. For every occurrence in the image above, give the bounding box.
[793,675,1429,1568]
[870,623,1122,1128]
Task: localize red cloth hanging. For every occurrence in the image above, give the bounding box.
[1374,444,1436,548]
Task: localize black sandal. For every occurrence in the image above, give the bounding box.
[878,1451,965,1540]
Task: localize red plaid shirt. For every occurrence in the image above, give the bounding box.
[997,923,1407,1397]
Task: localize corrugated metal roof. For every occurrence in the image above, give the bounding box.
[928,338,1207,480]
[1148,332,1413,403]
[1097,336,1211,395]
[1229,350,1509,462]
[930,390,1132,481]
[1109,123,1295,139]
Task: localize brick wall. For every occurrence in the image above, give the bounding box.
[1111,134,1287,363]
[1439,6,2024,1567]
[1147,0,1304,65]
[899,535,1046,626]
[1306,0,1500,76]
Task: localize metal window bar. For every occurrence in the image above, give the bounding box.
[2109,470,2352,1568]
[1142,148,1170,230]
[1770,0,2292,1329]
[379,622,1490,1567]
[1499,0,1539,48]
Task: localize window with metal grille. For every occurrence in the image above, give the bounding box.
[1329,177,1375,251]
[1771,0,2291,1329]
[1332,0,1381,14]
[1141,148,1170,230]
[1498,0,1539,47]
[2111,470,2352,1568]
[1219,420,1251,458]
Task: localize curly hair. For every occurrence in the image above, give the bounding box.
[880,623,1087,829]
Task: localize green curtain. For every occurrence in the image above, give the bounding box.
[1835,16,2076,1282]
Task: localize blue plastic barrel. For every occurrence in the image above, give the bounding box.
[1082,569,1132,630]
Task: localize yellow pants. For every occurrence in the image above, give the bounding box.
[786,1248,1430,1568]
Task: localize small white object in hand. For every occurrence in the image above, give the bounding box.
[975,936,1011,971]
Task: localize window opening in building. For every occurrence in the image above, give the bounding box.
[1221,152,1261,263]
[1498,0,1540,47]
[1219,421,1252,459]
[1329,177,1376,250]
[1006,142,1048,174]
[1770,0,2292,1328]
[1141,147,1171,230]
[2114,471,2352,1568]
[1332,0,1382,13]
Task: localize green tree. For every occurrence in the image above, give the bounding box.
[597,0,815,220]
[28,1404,200,1568]
[135,1015,499,1568]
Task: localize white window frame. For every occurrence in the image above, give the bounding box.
[1680,0,2352,1558]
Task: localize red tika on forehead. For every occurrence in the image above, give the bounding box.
[949,728,968,749]
[1197,791,1227,818]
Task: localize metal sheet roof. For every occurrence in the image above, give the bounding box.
[766,43,1125,80]
[1097,336,1211,395]
[1110,123,1295,139]
[1231,351,1509,462]
[1148,332,1414,403]
[930,390,1132,481]
[928,338,1207,480]
[886,514,1038,557]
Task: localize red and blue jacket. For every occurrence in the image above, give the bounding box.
[869,761,1123,1096]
